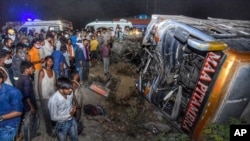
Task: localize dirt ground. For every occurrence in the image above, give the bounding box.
[28,59,182,141]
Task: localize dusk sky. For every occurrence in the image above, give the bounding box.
[1,0,249,29]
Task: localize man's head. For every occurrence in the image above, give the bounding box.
[31,38,42,49]
[83,39,89,46]
[7,29,16,41]
[44,55,54,68]
[20,61,34,75]
[60,45,67,53]
[46,33,54,42]
[3,37,13,48]
[21,38,30,47]
[57,77,73,95]
[91,35,96,40]
[15,43,26,59]
[7,29,15,35]
[0,50,8,67]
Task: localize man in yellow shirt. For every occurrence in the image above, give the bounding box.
[28,38,44,99]
[90,35,98,67]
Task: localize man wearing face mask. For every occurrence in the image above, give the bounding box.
[0,50,13,86]
[6,29,18,46]
[2,37,15,85]
[2,38,13,66]
[28,38,44,99]
[21,38,30,48]
[12,43,27,85]
[42,33,54,57]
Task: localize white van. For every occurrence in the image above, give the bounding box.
[18,19,73,33]
[85,20,133,32]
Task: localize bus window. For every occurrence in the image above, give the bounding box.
[49,26,60,32]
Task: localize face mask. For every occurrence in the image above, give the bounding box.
[20,50,26,59]
[63,52,68,56]
[4,59,12,64]
[8,34,15,41]
[34,44,41,49]
[25,43,29,47]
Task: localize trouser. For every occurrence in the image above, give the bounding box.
[55,118,78,141]
[54,70,61,79]
[33,70,39,100]
[76,65,89,83]
[103,57,110,74]
[0,124,19,141]
[82,64,89,82]
[40,99,55,135]
[76,67,83,82]
[22,111,39,141]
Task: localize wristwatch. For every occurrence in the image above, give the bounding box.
[0,116,3,121]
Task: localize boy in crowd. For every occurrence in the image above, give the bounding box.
[38,55,56,137]
[16,61,39,140]
[48,77,78,141]
[101,42,111,76]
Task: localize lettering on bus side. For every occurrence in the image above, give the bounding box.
[181,52,222,133]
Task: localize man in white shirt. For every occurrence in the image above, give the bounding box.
[42,33,54,57]
[48,77,78,141]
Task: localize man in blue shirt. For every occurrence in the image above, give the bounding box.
[0,67,23,140]
[16,61,39,140]
[52,50,65,79]
[74,44,87,84]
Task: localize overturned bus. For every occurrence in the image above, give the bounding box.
[136,14,250,140]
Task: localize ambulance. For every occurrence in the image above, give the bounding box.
[18,19,73,33]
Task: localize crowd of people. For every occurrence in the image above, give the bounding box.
[0,26,115,141]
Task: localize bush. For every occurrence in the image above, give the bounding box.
[203,117,247,141]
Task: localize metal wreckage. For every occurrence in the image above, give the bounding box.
[128,15,250,140]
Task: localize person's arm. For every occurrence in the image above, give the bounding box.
[1,89,23,120]
[1,111,22,120]
[26,98,35,113]
[60,62,64,77]
[60,54,65,76]
[38,70,45,99]
[72,91,80,108]
[11,57,18,77]
[53,71,57,90]
[79,61,83,68]
[0,67,8,82]
[25,54,30,61]
[31,58,44,64]
[63,57,70,69]
[23,77,36,113]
